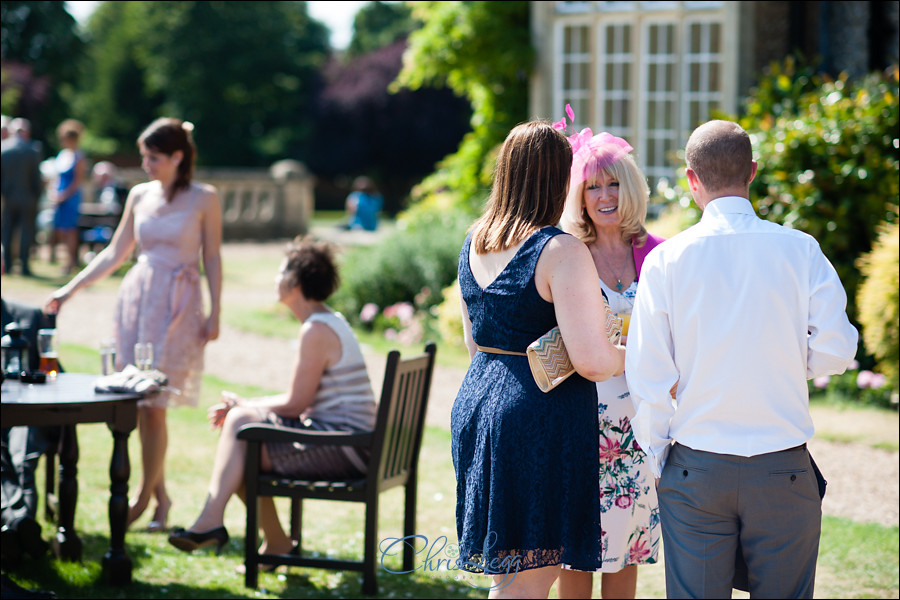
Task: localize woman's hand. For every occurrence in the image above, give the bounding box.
[208,391,240,429]
[43,289,70,316]
[204,314,220,342]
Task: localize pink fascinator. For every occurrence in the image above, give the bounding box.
[554,104,633,189]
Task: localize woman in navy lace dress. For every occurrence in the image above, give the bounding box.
[451,121,626,598]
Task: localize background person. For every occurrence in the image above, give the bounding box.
[1,119,44,277]
[557,129,664,599]
[343,176,383,231]
[1,245,54,564]
[49,119,87,275]
[626,120,858,598]
[168,237,376,560]
[45,117,222,534]
[452,120,625,599]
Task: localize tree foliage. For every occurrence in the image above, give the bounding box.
[309,39,471,213]
[72,1,329,166]
[346,1,417,59]
[392,1,532,218]
[0,0,85,141]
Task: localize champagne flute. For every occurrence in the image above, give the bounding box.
[135,342,154,371]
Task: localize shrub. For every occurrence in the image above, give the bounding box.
[331,207,473,327]
[435,278,465,350]
[810,360,897,409]
[658,62,900,323]
[740,65,900,321]
[856,218,900,393]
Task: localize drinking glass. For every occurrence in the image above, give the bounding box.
[100,339,117,375]
[617,312,631,345]
[135,342,154,371]
[37,328,59,378]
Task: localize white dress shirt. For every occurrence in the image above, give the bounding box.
[626,196,858,477]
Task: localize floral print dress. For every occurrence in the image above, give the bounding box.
[592,279,661,572]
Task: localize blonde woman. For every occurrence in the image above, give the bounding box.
[557,122,664,599]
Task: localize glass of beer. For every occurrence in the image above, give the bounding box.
[135,342,154,371]
[100,339,117,375]
[37,328,59,378]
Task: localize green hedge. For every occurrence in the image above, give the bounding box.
[331,208,473,326]
[739,64,900,321]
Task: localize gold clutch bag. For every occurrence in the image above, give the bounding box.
[526,296,621,393]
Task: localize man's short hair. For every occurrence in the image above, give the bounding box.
[685,120,753,193]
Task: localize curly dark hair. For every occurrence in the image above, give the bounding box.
[281,236,340,301]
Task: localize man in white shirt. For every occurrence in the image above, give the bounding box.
[625,120,858,598]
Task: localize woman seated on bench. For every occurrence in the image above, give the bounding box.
[168,236,377,557]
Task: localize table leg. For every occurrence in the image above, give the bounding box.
[53,424,83,561]
[102,426,133,585]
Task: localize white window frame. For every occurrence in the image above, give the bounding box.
[551,2,734,191]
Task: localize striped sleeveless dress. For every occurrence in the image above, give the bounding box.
[265,311,377,479]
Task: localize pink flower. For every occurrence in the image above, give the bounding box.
[598,436,622,465]
[615,495,633,509]
[384,328,398,341]
[857,370,875,389]
[628,538,651,563]
[813,375,831,389]
[360,303,379,323]
[850,359,860,370]
[394,302,416,325]
[870,372,887,389]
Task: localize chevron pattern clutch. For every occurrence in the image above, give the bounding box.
[526,296,621,393]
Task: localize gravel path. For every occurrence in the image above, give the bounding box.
[12,239,898,530]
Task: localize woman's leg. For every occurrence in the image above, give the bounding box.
[188,406,262,532]
[60,228,79,274]
[557,568,594,598]
[127,405,168,526]
[600,565,637,599]
[489,564,561,599]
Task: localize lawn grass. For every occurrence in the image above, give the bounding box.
[4,342,898,598]
[4,220,897,598]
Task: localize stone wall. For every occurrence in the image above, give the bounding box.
[109,160,314,241]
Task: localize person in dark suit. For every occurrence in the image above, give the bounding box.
[1,119,44,277]
[0,246,55,564]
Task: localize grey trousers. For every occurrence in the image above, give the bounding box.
[658,442,821,599]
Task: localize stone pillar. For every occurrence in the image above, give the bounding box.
[271,160,314,237]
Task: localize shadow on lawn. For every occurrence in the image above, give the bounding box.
[6,531,484,599]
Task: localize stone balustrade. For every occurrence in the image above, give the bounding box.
[109,160,314,241]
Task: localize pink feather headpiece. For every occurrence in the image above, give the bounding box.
[553,104,633,189]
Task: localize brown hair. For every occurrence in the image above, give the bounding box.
[685,120,753,193]
[138,117,196,202]
[471,121,573,253]
[56,119,84,142]
[282,237,340,302]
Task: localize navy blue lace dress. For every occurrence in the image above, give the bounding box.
[451,226,603,574]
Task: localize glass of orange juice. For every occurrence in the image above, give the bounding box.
[617,312,631,343]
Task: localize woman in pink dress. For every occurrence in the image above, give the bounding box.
[45,118,222,533]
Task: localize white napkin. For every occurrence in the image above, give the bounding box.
[94,364,168,395]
